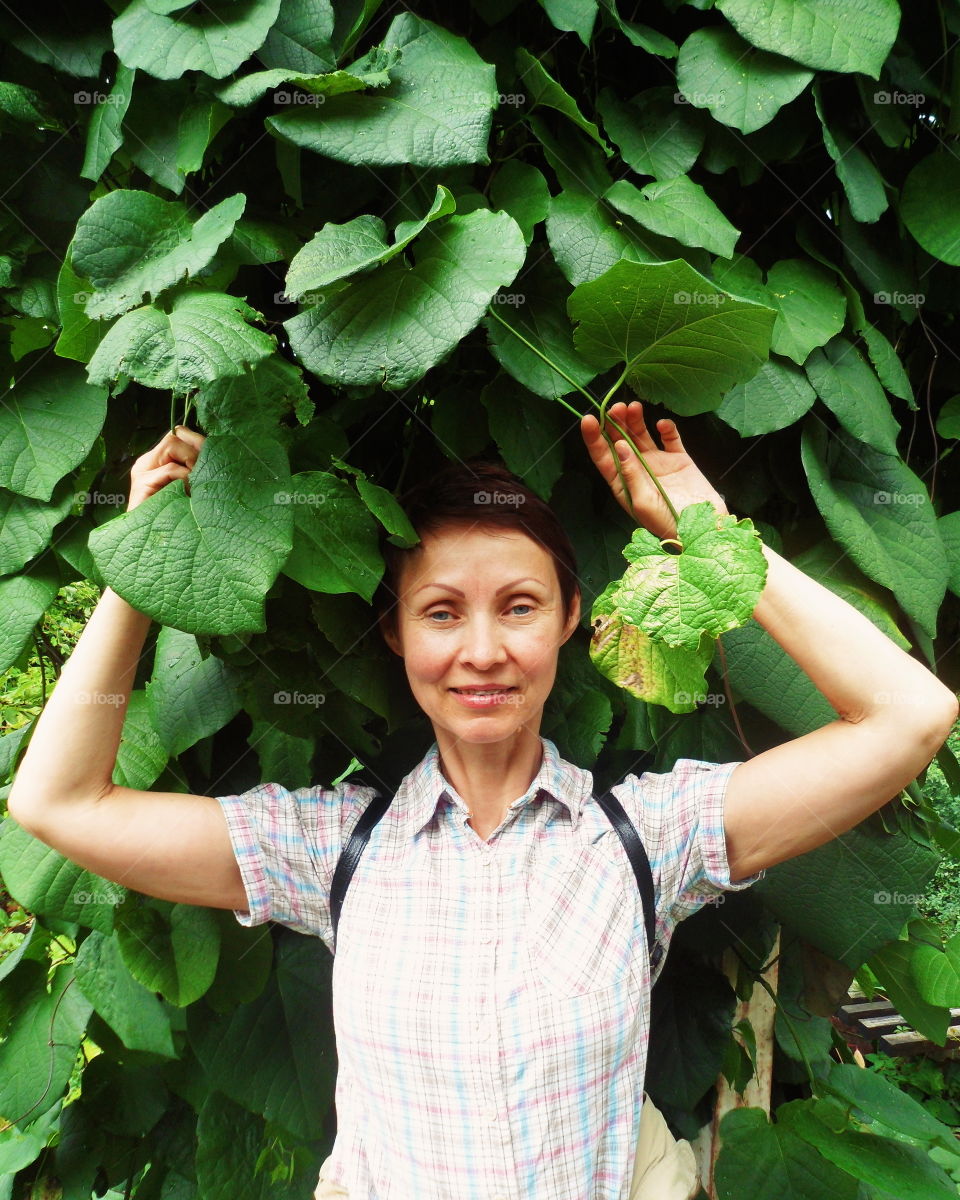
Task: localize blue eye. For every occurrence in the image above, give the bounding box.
[510,603,533,615]
[427,610,453,622]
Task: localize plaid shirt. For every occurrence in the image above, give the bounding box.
[216,736,760,1200]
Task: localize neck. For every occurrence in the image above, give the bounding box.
[435,725,544,839]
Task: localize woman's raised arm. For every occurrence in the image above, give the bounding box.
[7,427,248,911]
[581,400,959,878]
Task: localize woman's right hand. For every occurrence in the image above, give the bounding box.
[127,425,206,512]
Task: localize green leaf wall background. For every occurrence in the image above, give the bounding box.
[0,0,959,1195]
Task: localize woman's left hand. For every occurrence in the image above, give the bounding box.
[581,401,729,540]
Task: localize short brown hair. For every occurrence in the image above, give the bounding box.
[374,460,579,633]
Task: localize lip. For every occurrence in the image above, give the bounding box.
[449,686,518,709]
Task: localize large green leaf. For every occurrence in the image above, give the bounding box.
[213,55,396,108]
[483,254,598,401]
[194,353,312,435]
[901,154,960,266]
[80,62,135,182]
[86,290,275,393]
[113,0,281,80]
[781,1098,958,1199]
[676,26,813,134]
[75,931,177,1057]
[114,691,170,790]
[196,1091,322,1200]
[0,819,124,934]
[187,930,338,1141]
[0,359,107,500]
[285,184,456,297]
[755,828,939,967]
[516,48,611,153]
[537,0,598,46]
[713,255,846,365]
[488,161,551,246]
[0,962,92,1128]
[145,627,242,757]
[715,1107,859,1200]
[480,377,568,500]
[821,1061,960,1152]
[611,504,767,651]
[284,209,525,390]
[647,956,737,1109]
[716,357,817,436]
[72,190,245,320]
[568,259,776,415]
[868,938,952,1044]
[604,176,740,259]
[280,470,384,602]
[805,337,900,455]
[597,86,704,178]
[546,190,691,287]
[815,87,888,223]
[0,479,75,576]
[0,572,57,674]
[589,580,715,713]
[115,896,221,1007]
[88,434,293,635]
[716,0,900,77]
[268,14,496,166]
[800,420,948,639]
[256,0,335,72]
[55,248,108,364]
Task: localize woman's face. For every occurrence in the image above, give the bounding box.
[381,524,581,746]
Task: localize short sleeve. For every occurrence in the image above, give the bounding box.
[215,779,377,944]
[617,757,763,949]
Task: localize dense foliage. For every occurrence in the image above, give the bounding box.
[0,0,959,1196]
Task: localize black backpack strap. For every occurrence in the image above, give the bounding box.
[595,789,664,971]
[329,790,392,949]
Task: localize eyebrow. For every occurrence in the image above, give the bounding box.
[412,577,547,597]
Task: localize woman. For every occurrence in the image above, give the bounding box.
[8,401,957,1200]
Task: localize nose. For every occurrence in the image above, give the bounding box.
[458,614,509,671]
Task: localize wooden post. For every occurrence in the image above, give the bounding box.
[690,930,780,1198]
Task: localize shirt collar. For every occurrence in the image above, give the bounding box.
[396,735,590,837]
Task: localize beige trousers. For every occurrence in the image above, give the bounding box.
[314,1095,699,1199]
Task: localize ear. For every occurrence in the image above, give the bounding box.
[560,589,581,645]
[379,611,403,657]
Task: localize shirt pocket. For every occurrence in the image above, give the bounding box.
[525,843,639,998]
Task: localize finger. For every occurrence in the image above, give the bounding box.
[654,416,686,451]
[580,414,622,489]
[610,401,657,452]
[172,424,205,450]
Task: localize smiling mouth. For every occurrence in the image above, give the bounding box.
[450,686,518,694]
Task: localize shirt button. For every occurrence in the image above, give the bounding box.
[479,932,492,944]
[485,1106,499,1122]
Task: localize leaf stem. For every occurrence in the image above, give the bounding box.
[753,973,821,1097]
[485,305,683,535]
